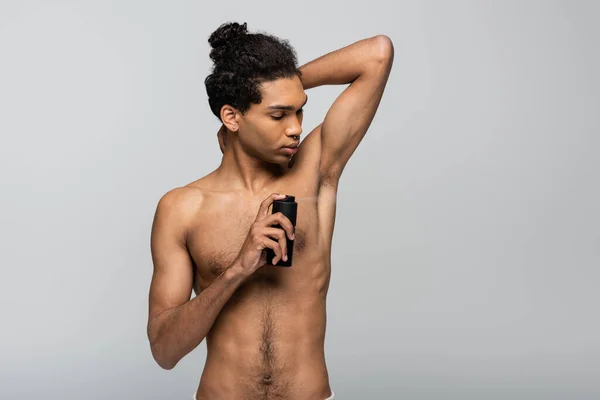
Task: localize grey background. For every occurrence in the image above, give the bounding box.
[0,1,598,399]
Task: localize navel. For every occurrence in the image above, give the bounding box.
[262,373,273,385]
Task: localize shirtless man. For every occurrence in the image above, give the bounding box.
[147,22,394,400]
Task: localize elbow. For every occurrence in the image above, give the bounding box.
[158,361,176,371]
[150,339,178,370]
[372,35,395,65]
[157,359,177,371]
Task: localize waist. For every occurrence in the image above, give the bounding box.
[199,347,330,400]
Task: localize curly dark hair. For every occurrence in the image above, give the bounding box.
[205,22,301,120]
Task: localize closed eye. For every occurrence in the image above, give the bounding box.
[271,109,302,121]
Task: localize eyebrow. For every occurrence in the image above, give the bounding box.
[266,95,309,111]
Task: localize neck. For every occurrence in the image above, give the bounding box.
[214,139,286,195]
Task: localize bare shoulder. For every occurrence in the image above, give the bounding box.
[158,185,204,206]
[153,185,206,234]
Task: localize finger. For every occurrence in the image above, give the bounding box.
[263,227,288,262]
[265,213,295,240]
[261,237,282,264]
[255,193,286,222]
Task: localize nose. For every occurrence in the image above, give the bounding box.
[285,116,302,138]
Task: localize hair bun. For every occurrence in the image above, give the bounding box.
[208,22,248,49]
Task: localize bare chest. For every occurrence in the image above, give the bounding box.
[187,195,323,292]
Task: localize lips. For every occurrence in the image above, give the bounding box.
[281,146,298,155]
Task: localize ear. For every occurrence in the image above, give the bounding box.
[220,105,239,133]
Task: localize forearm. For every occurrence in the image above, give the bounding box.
[298,35,390,89]
[149,263,248,370]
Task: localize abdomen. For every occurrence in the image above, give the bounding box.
[198,278,331,399]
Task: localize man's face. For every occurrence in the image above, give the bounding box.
[237,76,307,165]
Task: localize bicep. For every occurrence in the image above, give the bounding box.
[147,193,195,328]
[320,36,394,181]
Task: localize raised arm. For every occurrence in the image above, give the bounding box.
[299,35,394,185]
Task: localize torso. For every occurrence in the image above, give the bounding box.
[185,129,339,399]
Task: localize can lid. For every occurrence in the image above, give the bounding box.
[282,195,295,202]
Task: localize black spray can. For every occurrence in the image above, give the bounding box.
[266,195,297,267]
